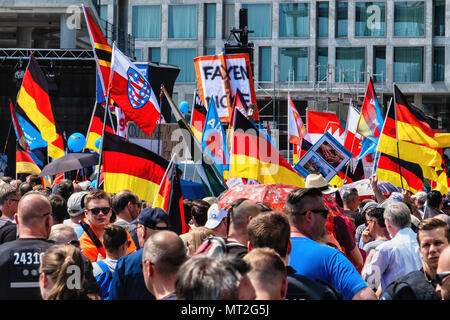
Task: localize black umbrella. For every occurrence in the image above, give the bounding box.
[39,152,99,177]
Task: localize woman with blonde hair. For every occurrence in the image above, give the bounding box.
[186,226,215,256]
[39,244,89,300]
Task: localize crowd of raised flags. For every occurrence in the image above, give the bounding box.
[7,5,450,234]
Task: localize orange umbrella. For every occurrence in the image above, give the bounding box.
[216,183,298,213]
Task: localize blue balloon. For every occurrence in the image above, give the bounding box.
[68,133,86,152]
[95,138,102,150]
[179,101,190,114]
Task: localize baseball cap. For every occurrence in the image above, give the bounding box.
[204,203,228,229]
[67,191,89,217]
[137,207,169,229]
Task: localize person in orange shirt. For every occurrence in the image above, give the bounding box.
[79,189,136,262]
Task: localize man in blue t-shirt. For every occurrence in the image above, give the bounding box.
[286,187,377,300]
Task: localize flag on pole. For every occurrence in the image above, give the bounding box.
[343,103,362,157]
[162,86,227,197]
[201,98,228,177]
[82,5,111,97]
[109,43,161,136]
[190,91,208,142]
[153,154,187,235]
[16,144,41,176]
[86,103,115,152]
[16,55,58,144]
[102,131,169,203]
[10,100,30,153]
[230,110,305,187]
[287,93,306,163]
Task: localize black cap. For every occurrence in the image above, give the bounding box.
[137,207,169,229]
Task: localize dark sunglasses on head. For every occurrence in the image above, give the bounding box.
[87,207,111,215]
[68,239,80,247]
[436,271,450,285]
[299,208,329,219]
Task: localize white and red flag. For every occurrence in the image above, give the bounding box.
[306,109,346,145]
[343,103,362,158]
[287,93,306,163]
[109,44,160,136]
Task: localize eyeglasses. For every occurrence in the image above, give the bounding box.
[68,239,80,247]
[133,202,141,209]
[299,208,329,219]
[435,271,450,285]
[87,207,111,215]
[42,212,51,217]
[152,225,168,231]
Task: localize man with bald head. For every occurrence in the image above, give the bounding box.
[227,198,260,246]
[436,245,450,300]
[142,230,187,300]
[0,191,55,299]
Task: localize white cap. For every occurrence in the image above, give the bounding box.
[204,203,228,229]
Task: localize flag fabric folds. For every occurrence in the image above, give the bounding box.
[10,101,30,153]
[230,110,305,187]
[86,103,115,152]
[287,93,306,164]
[162,87,227,197]
[82,5,111,95]
[17,55,58,144]
[343,103,362,158]
[16,144,41,176]
[190,92,208,142]
[202,98,228,177]
[307,110,345,145]
[102,131,169,203]
[153,155,187,235]
[109,44,161,136]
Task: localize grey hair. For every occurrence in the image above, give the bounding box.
[0,183,18,205]
[383,201,411,229]
[342,188,359,205]
[175,254,250,300]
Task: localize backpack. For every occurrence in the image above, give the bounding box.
[381,270,441,300]
[95,260,113,300]
[193,236,248,257]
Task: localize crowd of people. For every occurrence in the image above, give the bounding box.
[0,172,449,301]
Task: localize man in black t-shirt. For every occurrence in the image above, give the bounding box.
[0,192,54,300]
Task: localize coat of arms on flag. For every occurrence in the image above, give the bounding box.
[127,67,151,109]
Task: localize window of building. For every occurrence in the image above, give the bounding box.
[134,48,142,61]
[242,4,272,38]
[168,49,196,82]
[132,5,160,39]
[317,2,329,37]
[279,48,308,82]
[223,4,235,39]
[317,48,328,81]
[433,47,445,82]
[355,2,385,36]
[394,47,423,82]
[374,46,386,82]
[100,5,108,31]
[394,2,424,36]
[335,47,365,82]
[433,1,445,36]
[205,4,216,39]
[168,5,197,39]
[259,47,271,82]
[336,1,348,38]
[279,3,309,38]
[205,48,216,56]
[148,48,160,63]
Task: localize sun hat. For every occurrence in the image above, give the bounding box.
[305,174,338,195]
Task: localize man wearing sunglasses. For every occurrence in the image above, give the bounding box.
[79,190,136,262]
[286,188,377,300]
[436,242,450,299]
[0,183,20,244]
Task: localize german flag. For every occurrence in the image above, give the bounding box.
[17,55,58,144]
[86,103,115,152]
[230,110,305,187]
[48,133,65,160]
[377,91,443,168]
[102,131,169,203]
[395,85,450,148]
[16,144,41,175]
[82,5,111,94]
[153,156,187,235]
[377,152,424,194]
[190,92,207,142]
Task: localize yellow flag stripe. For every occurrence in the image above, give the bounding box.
[16,161,41,175]
[104,172,160,202]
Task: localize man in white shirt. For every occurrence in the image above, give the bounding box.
[362,201,422,297]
